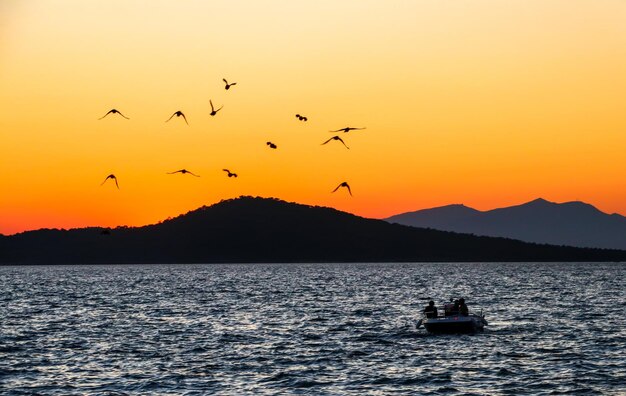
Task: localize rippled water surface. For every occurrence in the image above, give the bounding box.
[1,263,625,395]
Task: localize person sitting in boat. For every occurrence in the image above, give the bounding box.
[444,299,458,316]
[445,299,461,316]
[424,300,438,318]
[458,298,469,316]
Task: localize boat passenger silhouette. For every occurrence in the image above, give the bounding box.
[99,109,129,120]
[424,300,438,318]
[459,298,469,316]
[444,299,460,316]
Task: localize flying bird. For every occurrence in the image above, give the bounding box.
[332,181,352,196]
[223,169,238,178]
[322,136,349,149]
[330,127,366,133]
[99,109,129,120]
[266,141,277,149]
[210,100,223,116]
[296,114,308,121]
[223,78,237,90]
[101,174,119,189]
[165,111,188,125]
[167,169,200,177]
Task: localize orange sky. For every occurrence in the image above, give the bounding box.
[1,0,626,235]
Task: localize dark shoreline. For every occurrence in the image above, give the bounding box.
[2,260,626,266]
[3,197,626,265]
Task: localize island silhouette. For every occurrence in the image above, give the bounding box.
[386,198,626,250]
[2,197,626,264]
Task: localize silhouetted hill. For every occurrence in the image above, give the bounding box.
[386,198,626,250]
[1,197,625,264]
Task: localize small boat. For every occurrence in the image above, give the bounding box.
[417,300,488,334]
[418,313,488,334]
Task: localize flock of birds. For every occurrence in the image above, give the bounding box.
[98,78,365,197]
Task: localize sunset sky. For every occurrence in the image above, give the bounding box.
[1,0,626,235]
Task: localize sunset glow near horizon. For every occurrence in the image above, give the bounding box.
[1,1,626,235]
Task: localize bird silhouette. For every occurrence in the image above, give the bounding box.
[223,169,238,178]
[223,78,237,90]
[101,174,119,189]
[330,127,365,133]
[210,100,223,116]
[296,114,308,121]
[98,109,129,120]
[167,169,200,177]
[165,111,188,125]
[322,136,349,149]
[332,181,352,196]
[266,141,277,149]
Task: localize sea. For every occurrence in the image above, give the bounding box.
[0,262,624,395]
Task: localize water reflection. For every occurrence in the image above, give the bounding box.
[0,262,624,394]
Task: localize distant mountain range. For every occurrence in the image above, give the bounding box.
[1,197,625,264]
[385,198,626,250]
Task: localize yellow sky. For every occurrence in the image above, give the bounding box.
[1,0,626,234]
